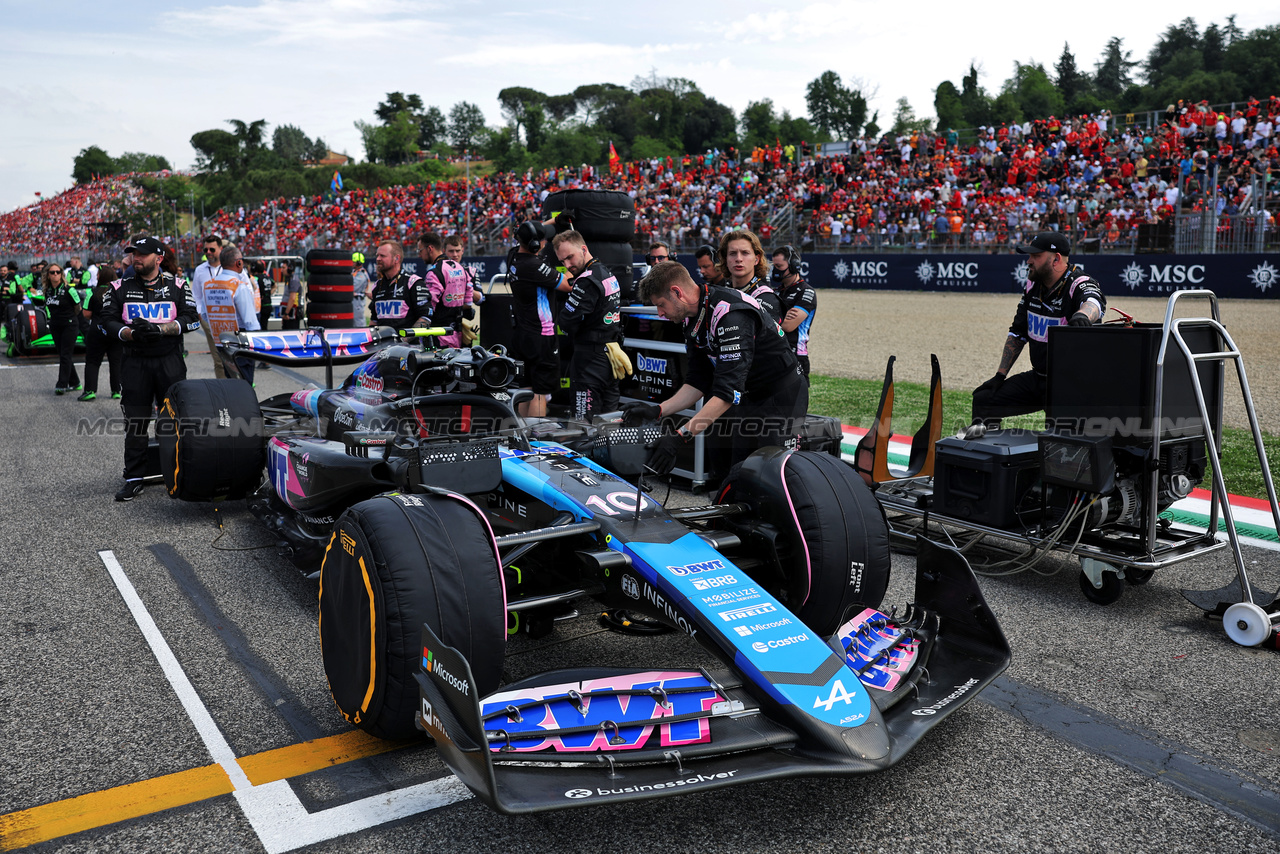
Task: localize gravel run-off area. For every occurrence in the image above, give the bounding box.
[807,290,1280,434]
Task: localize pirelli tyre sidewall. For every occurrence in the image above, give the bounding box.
[716,448,891,637]
[159,378,266,501]
[305,273,356,303]
[306,248,355,275]
[540,189,636,243]
[320,491,506,741]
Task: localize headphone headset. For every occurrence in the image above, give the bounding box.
[774,244,802,277]
[516,221,545,254]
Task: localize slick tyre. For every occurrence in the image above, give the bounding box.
[541,189,636,243]
[716,448,891,637]
[320,491,506,740]
[306,273,356,299]
[159,378,266,501]
[306,248,354,274]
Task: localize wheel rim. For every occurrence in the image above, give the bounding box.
[1223,602,1273,647]
[1079,568,1125,605]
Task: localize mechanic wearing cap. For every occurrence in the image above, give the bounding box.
[720,229,783,324]
[628,260,806,476]
[507,220,571,419]
[771,245,817,379]
[370,240,429,332]
[553,229,624,421]
[98,236,200,502]
[970,232,1105,431]
[694,245,726,286]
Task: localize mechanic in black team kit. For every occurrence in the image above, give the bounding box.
[369,239,429,331]
[507,221,571,418]
[721,229,782,324]
[99,237,200,502]
[970,232,1105,432]
[771,245,817,379]
[629,260,807,475]
[553,229,623,420]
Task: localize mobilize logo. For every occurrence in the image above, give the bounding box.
[564,771,738,799]
[718,603,777,622]
[911,678,980,716]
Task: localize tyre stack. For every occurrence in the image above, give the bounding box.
[305,248,355,328]
[540,189,637,303]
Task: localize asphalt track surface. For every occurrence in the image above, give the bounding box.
[2,330,1279,854]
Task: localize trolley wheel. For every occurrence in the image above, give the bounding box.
[1223,602,1274,647]
[1078,563,1125,605]
[1125,568,1155,586]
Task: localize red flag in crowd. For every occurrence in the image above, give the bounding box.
[608,141,621,174]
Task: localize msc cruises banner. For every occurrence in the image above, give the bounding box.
[423,253,1279,301]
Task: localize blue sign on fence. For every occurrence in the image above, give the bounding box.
[443,252,1280,301]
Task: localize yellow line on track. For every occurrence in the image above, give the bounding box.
[0,730,417,850]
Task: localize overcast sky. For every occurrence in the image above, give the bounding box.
[1,2,1272,214]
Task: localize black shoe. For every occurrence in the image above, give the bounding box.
[114,481,145,502]
[77,391,96,401]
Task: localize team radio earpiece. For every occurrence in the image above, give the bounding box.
[644,247,677,266]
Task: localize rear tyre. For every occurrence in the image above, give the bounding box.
[159,379,266,501]
[320,491,506,740]
[716,449,891,637]
[540,189,636,243]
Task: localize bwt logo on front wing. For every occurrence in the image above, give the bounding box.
[667,559,725,576]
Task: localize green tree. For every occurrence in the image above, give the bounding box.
[375,92,425,124]
[1002,62,1064,120]
[682,90,738,152]
[497,86,547,145]
[448,101,487,151]
[1055,43,1090,110]
[419,106,448,150]
[959,63,994,127]
[933,81,964,133]
[890,97,931,135]
[114,152,172,173]
[1145,18,1201,89]
[1203,23,1226,72]
[805,70,868,139]
[777,110,817,147]
[1094,37,1138,101]
[741,99,780,150]
[272,125,313,161]
[72,145,118,183]
[572,83,629,125]
[190,128,241,173]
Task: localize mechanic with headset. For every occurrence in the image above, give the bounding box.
[970,232,1105,433]
[771,245,817,378]
[98,236,201,502]
[644,241,673,269]
[553,229,625,421]
[507,220,572,418]
[370,239,430,332]
[720,229,783,324]
[627,260,807,476]
[693,244,726,286]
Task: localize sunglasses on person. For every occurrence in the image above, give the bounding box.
[47,269,63,275]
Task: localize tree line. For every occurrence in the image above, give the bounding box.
[66,14,1279,233]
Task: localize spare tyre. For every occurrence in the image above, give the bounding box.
[715,448,891,637]
[588,240,635,303]
[541,190,635,243]
[307,305,355,327]
[306,273,356,298]
[306,248,353,274]
[159,378,266,501]
[320,490,506,740]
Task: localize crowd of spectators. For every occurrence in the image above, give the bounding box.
[0,176,150,257]
[4,98,1277,262]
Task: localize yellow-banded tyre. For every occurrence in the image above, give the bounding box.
[320,490,506,740]
[159,378,266,501]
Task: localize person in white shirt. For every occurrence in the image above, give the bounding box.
[190,234,227,378]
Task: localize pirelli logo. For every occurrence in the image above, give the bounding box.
[341,531,357,556]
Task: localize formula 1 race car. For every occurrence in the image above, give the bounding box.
[3,301,85,357]
[160,326,1011,813]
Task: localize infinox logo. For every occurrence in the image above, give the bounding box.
[911,678,980,716]
[423,646,470,696]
